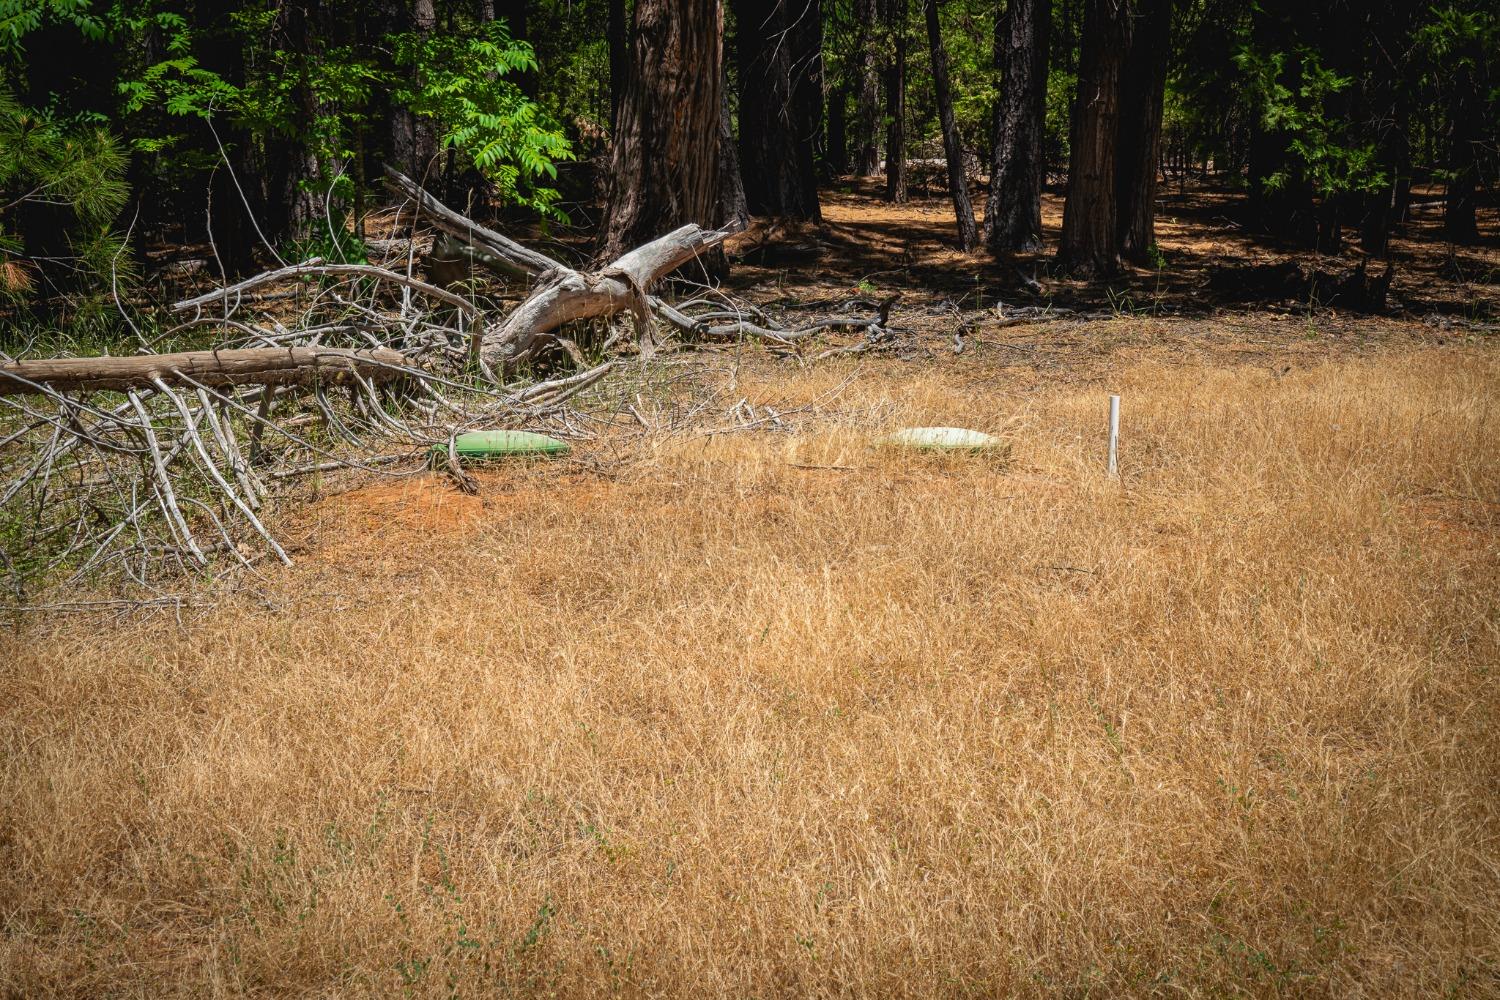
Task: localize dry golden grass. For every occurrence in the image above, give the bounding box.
[2,337,1498,997]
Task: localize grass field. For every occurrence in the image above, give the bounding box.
[2,330,1498,996]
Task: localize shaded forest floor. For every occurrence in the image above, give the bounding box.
[717,177,1500,321]
[3,181,1498,996]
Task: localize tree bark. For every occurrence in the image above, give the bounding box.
[1444,62,1480,244]
[1114,0,1170,263]
[985,0,1050,253]
[261,0,323,243]
[384,0,417,177]
[826,82,850,177]
[734,0,823,220]
[719,82,751,230]
[410,0,440,183]
[853,0,882,176]
[882,0,908,203]
[923,0,977,249]
[1058,0,1130,276]
[597,0,724,262]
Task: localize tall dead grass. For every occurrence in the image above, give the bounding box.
[2,344,1497,997]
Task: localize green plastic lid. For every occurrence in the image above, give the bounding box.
[432,430,571,462]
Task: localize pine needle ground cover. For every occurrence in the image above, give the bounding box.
[2,331,1497,997]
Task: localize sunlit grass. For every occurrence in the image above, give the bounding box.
[1,342,1496,996]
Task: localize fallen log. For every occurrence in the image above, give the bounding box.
[0,347,410,396]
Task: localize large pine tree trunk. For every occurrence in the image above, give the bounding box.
[1058,0,1130,276]
[735,0,823,220]
[984,0,1050,252]
[385,0,440,182]
[1114,0,1170,264]
[882,0,909,203]
[923,0,977,249]
[384,0,417,175]
[411,0,440,181]
[853,0,882,176]
[598,0,724,262]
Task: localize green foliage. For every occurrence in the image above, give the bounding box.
[393,21,573,221]
[527,0,611,146]
[118,6,380,173]
[1412,1,1498,70]
[1045,69,1076,165]
[0,0,103,50]
[0,87,129,316]
[1235,46,1386,199]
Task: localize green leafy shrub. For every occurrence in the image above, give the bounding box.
[392,21,574,222]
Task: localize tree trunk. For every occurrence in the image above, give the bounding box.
[1444,63,1480,244]
[719,82,751,230]
[410,0,440,182]
[193,0,259,277]
[853,0,882,176]
[882,0,908,203]
[734,0,823,220]
[923,0,977,249]
[491,1,537,97]
[1359,106,1408,258]
[598,0,724,262]
[984,0,1050,252]
[826,82,850,177]
[1114,0,1170,264]
[487,226,730,371]
[384,0,417,176]
[263,0,323,244]
[1058,0,1130,276]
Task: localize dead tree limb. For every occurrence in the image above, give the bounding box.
[385,169,741,371]
[0,347,410,396]
[172,261,478,318]
[483,224,731,370]
[383,166,561,280]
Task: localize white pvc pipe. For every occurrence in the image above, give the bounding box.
[1107,394,1120,477]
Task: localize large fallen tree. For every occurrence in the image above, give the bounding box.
[382,167,897,366]
[0,174,903,594]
